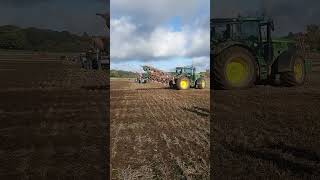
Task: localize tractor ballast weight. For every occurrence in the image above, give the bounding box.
[211,17,312,89]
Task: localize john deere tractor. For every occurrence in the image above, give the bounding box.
[211,17,312,90]
[137,73,148,84]
[169,66,206,90]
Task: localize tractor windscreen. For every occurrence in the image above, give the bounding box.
[239,21,259,41]
[176,68,193,75]
[213,21,259,41]
[184,68,193,74]
[176,68,183,74]
[212,24,231,41]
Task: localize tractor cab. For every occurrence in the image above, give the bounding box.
[176,66,195,76]
[212,17,264,42]
[175,66,199,84]
[212,17,276,63]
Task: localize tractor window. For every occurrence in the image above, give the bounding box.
[176,68,193,74]
[231,24,241,39]
[184,68,192,74]
[240,22,259,40]
[176,68,183,74]
[213,24,228,41]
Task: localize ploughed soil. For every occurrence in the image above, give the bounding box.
[213,58,320,179]
[0,52,109,179]
[3,50,319,179]
[110,79,210,179]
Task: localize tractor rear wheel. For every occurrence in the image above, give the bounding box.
[196,78,206,89]
[176,77,190,90]
[280,55,306,86]
[213,46,257,90]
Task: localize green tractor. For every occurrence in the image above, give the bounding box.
[211,17,312,90]
[138,73,149,84]
[169,66,206,90]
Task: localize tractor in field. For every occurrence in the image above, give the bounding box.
[169,66,206,90]
[81,13,110,70]
[137,73,148,84]
[211,17,312,90]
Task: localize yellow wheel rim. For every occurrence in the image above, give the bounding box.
[226,58,249,85]
[201,80,205,88]
[294,62,303,81]
[180,80,188,89]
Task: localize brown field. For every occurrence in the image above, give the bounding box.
[110,79,210,179]
[0,52,108,179]
[213,58,320,179]
[3,49,319,179]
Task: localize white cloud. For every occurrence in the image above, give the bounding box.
[111,0,204,25]
[192,56,210,71]
[150,28,187,57]
[110,17,209,61]
[110,0,210,71]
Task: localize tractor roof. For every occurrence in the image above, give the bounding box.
[176,66,195,69]
[211,17,269,24]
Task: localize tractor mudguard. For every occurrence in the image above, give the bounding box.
[274,50,301,73]
[213,41,254,57]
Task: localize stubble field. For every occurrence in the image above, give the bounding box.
[213,57,320,179]
[0,51,109,179]
[110,79,210,179]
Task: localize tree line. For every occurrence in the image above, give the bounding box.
[110,70,138,78]
[287,24,320,52]
[0,25,94,52]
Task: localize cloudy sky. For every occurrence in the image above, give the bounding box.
[212,0,320,35]
[0,0,109,36]
[110,0,210,73]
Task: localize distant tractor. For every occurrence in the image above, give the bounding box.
[211,17,312,90]
[137,73,148,84]
[81,13,109,70]
[169,66,206,90]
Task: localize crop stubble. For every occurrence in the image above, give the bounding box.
[213,57,320,179]
[111,80,210,179]
[0,52,109,179]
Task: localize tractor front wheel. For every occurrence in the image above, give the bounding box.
[213,46,257,90]
[196,78,206,89]
[280,55,306,86]
[176,77,190,90]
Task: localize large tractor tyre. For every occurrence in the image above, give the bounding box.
[196,78,206,89]
[176,77,190,90]
[280,56,306,86]
[213,46,257,90]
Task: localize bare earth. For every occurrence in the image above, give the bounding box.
[0,52,109,179]
[2,50,319,179]
[213,59,320,179]
[110,80,210,179]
